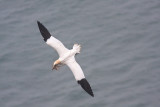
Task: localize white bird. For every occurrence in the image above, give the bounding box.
[37,21,94,97]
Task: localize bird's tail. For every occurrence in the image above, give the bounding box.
[73,44,81,54]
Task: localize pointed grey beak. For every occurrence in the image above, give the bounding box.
[52,64,57,70]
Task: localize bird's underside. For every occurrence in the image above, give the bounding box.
[37,21,94,97]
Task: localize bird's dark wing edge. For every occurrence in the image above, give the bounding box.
[37,21,51,42]
[78,78,94,97]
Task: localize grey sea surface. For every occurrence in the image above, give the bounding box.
[0,0,160,107]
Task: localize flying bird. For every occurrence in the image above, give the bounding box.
[37,21,94,97]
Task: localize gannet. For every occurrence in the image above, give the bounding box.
[37,21,94,97]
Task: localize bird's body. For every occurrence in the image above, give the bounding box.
[37,21,94,97]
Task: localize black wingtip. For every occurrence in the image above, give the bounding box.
[78,78,94,97]
[37,20,40,24]
[37,21,51,42]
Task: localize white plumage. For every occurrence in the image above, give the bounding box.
[47,36,85,81]
[65,56,85,81]
[46,36,68,57]
[37,21,94,97]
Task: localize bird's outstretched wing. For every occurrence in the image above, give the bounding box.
[37,21,68,56]
[66,57,94,97]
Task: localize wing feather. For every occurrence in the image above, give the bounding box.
[66,57,94,97]
[66,57,85,81]
[46,36,69,56]
[37,21,68,56]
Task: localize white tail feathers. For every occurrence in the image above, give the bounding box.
[73,44,81,54]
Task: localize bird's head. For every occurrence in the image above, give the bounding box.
[52,59,61,70]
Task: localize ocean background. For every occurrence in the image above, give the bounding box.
[0,0,160,107]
